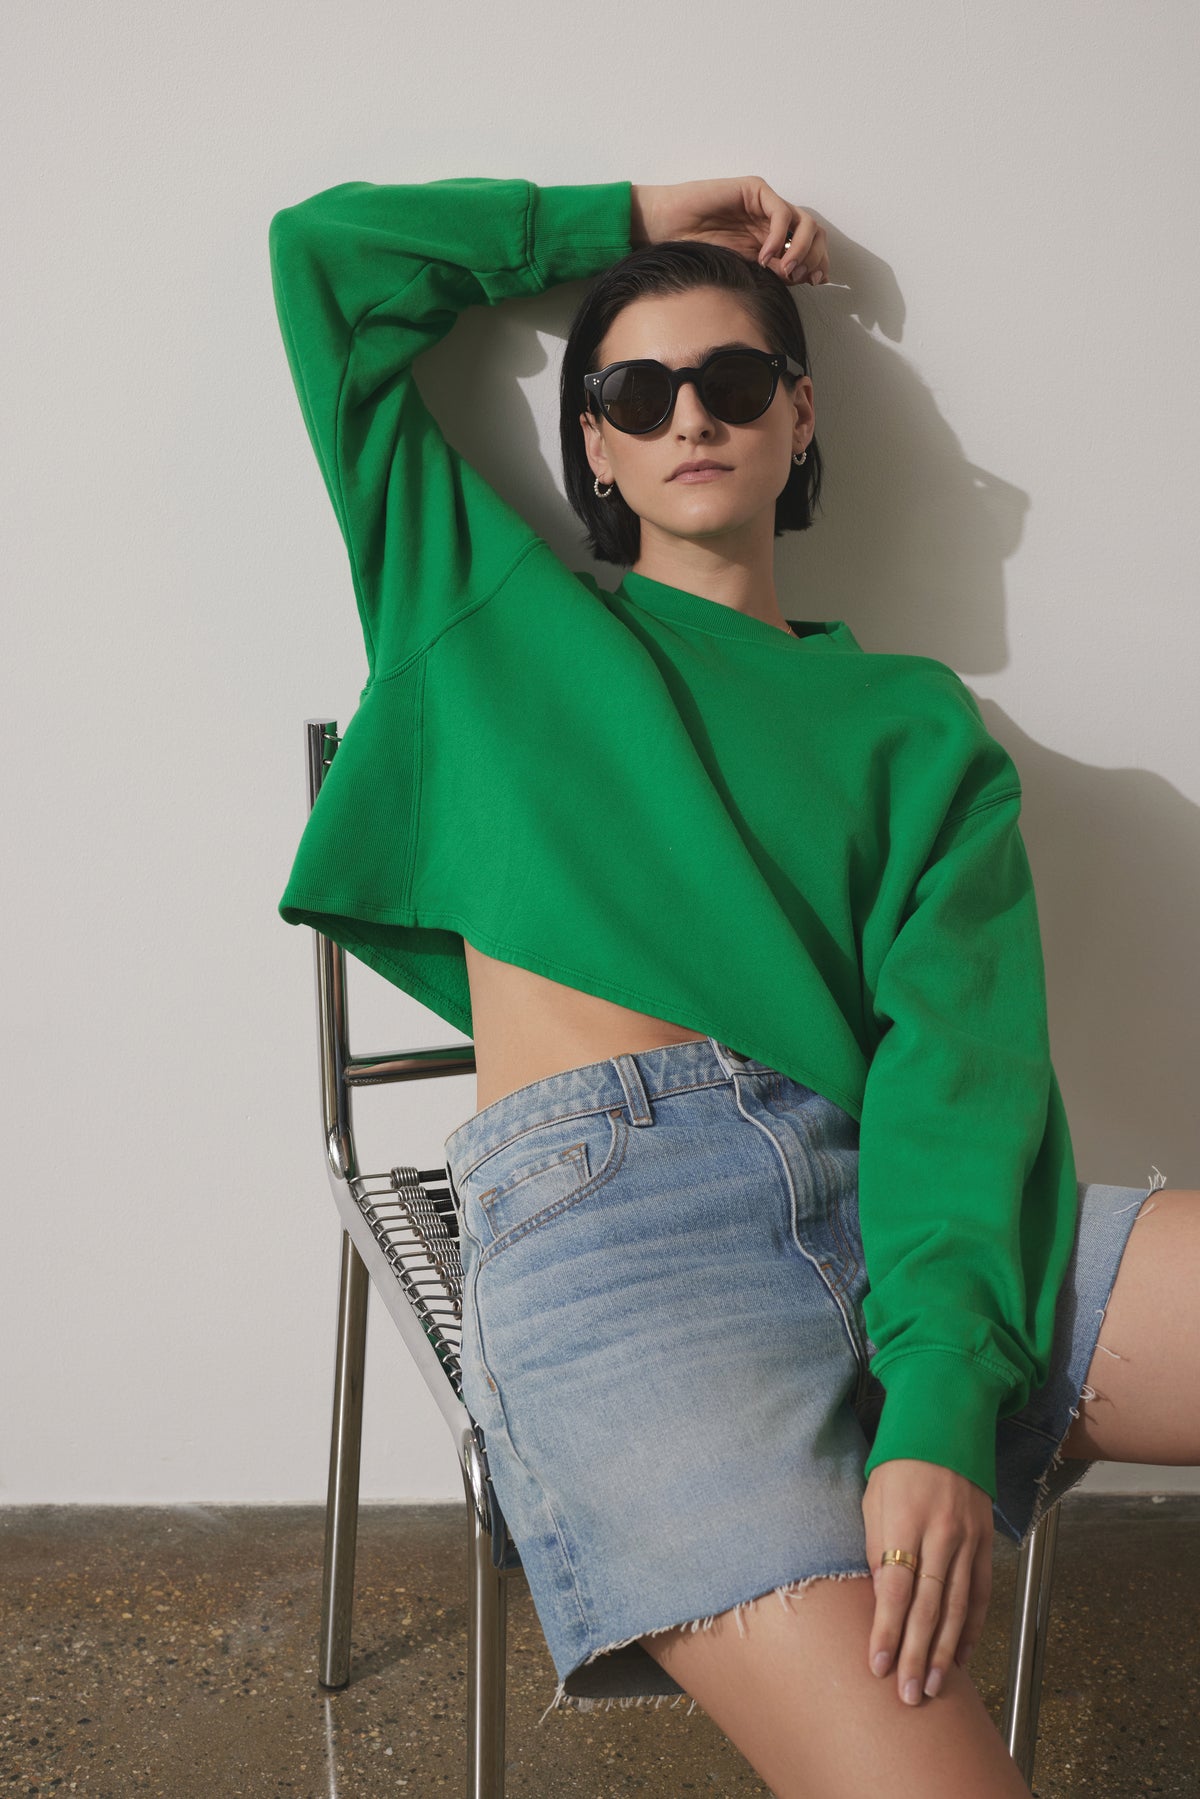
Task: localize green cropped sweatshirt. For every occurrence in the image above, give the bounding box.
[267,174,1079,1504]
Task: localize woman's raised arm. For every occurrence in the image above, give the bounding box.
[268,176,632,679]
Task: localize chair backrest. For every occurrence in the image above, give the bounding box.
[302,718,510,1503]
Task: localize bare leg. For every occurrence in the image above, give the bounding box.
[1058,1188,1200,1464]
[638,1573,1031,1798]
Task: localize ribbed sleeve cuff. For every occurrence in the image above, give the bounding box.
[528,181,633,286]
[861,1348,1017,1502]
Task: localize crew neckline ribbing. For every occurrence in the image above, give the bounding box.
[617,569,848,647]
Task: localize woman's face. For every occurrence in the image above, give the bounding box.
[579,286,814,552]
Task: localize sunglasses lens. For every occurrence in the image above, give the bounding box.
[599,363,672,432]
[703,352,775,422]
[595,352,782,431]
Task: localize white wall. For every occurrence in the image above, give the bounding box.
[4,0,1197,1504]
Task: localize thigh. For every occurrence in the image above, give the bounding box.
[1056,1184,1200,1464]
[639,1573,1031,1799]
[988,1172,1168,1540]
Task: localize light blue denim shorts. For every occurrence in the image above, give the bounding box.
[443,1035,1163,1710]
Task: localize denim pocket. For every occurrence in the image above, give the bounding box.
[458,1107,628,1266]
[479,1135,590,1217]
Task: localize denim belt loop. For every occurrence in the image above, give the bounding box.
[612,1051,654,1125]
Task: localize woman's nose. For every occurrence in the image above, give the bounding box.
[671,376,716,430]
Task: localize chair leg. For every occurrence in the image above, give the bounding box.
[462,1436,508,1799]
[318,1231,371,1690]
[1001,1501,1062,1787]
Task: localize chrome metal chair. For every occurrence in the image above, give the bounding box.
[299,714,1063,1796]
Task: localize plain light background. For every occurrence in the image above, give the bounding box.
[3,0,1197,1505]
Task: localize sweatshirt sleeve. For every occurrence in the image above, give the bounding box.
[267,176,633,679]
[857,771,1080,1503]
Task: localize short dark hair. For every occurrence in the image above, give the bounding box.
[559,239,823,568]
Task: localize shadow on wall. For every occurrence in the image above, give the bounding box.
[415,216,1197,1197]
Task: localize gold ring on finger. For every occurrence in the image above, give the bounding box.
[880,1548,918,1572]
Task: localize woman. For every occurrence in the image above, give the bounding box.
[268,172,1197,1797]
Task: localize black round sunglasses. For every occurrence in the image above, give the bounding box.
[584,345,806,436]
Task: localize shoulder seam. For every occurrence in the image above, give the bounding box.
[369,537,545,684]
[940,787,1021,832]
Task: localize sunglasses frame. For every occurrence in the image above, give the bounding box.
[583,345,807,436]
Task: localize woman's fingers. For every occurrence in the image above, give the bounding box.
[872,1536,991,1705]
[893,1558,958,1704]
[751,188,829,285]
[911,1550,974,1700]
[781,221,830,285]
[868,1557,922,1689]
[872,1548,957,1706]
[761,215,830,285]
[750,180,799,266]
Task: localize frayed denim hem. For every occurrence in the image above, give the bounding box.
[1014,1166,1168,1552]
[540,1567,873,1722]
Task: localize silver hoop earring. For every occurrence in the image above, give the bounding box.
[792,449,808,466]
[593,475,615,499]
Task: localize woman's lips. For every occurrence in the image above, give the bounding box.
[672,467,731,483]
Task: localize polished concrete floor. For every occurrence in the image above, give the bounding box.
[2,1494,1196,1796]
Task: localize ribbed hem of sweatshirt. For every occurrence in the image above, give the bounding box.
[861,1347,1016,1502]
[529,180,632,283]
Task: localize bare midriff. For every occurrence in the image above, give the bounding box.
[462,937,709,1113]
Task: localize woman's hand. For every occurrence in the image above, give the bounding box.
[630,178,829,286]
[861,1458,995,1705]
